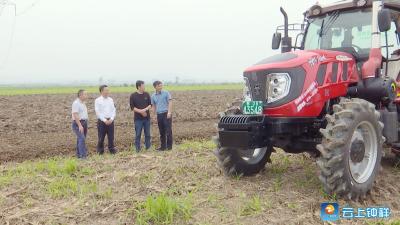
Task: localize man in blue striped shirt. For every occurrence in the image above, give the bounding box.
[151,81,173,151]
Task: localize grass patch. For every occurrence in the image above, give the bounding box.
[206,194,218,206]
[35,158,79,176]
[47,177,79,198]
[138,173,155,186]
[135,193,193,225]
[294,163,319,189]
[177,140,216,152]
[272,177,283,192]
[270,155,291,176]
[286,202,298,210]
[0,157,98,199]
[99,187,113,200]
[321,187,337,201]
[0,83,242,96]
[239,195,262,217]
[232,173,243,181]
[0,173,13,188]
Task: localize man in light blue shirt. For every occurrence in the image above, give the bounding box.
[151,81,173,150]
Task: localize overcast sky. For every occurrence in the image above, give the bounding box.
[0,0,318,85]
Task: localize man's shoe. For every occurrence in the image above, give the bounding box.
[156,147,166,151]
[167,147,172,150]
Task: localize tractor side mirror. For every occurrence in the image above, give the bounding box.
[378,8,391,32]
[272,32,282,50]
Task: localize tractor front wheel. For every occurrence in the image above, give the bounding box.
[214,99,272,176]
[317,98,384,200]
[214,143,271,176]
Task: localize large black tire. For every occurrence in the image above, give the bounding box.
[317,98,384,200]
[214,100,272,176]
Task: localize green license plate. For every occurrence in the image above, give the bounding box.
[242,101,263,115]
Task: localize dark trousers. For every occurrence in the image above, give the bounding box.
[134,118,151,151]
[157,112,173,149]
[97,119,116,154]
[72,120,88,158]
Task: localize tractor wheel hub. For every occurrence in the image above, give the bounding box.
[350,139,365,163]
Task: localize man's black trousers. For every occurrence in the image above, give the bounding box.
[97,119,116,154]
[157,112,173,149]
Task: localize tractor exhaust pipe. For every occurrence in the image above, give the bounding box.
[280,7,292,53]
[280,7,289,38]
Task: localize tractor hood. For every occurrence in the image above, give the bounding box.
[243,49,358,115]
[244,49,355,73]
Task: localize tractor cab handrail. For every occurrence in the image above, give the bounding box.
[275,23,306,33]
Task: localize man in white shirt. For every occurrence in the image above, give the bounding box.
[72,89,89,159]
[95,85,117,154]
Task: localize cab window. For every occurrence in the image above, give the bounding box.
[381,21,399,58]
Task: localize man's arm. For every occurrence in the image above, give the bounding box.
[95,99,107,122]
[129,94,135,111]
[133,107,144,113]
[167,92,172,118]
[134,105,151,113]
[151,94,156,115]
[152,105,157,115]
[72,102,84,133]
[167,101,173,118]
[110,98,116,121]
[143,104,151,117]
[146,93,152,111]
[134,107,147,117]
[73,112,84,133]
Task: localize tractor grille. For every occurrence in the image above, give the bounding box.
[219,115,264,125]
[220,115,248,124]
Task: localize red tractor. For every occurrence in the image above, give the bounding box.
[215,0,400,200]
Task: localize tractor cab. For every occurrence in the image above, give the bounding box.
[273,0,400,81]
[304,7,374,62]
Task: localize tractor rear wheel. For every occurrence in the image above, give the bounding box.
[317,98,384,200]
[214,100,272,176]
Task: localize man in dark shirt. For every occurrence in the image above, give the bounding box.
[130,80,152,152]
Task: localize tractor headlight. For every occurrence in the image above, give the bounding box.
[309,5,322,16]
[243,77,252,101]
[266,73,291,103]
[354,0,367,7]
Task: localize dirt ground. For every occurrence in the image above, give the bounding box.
[0,90,399,224]
[0,143,399,225]
[0,90,241,162]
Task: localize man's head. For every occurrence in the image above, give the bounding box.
[77,89,87,101]
[99,85,109,97]
[136,80,145,92]
[153,81,163,92]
